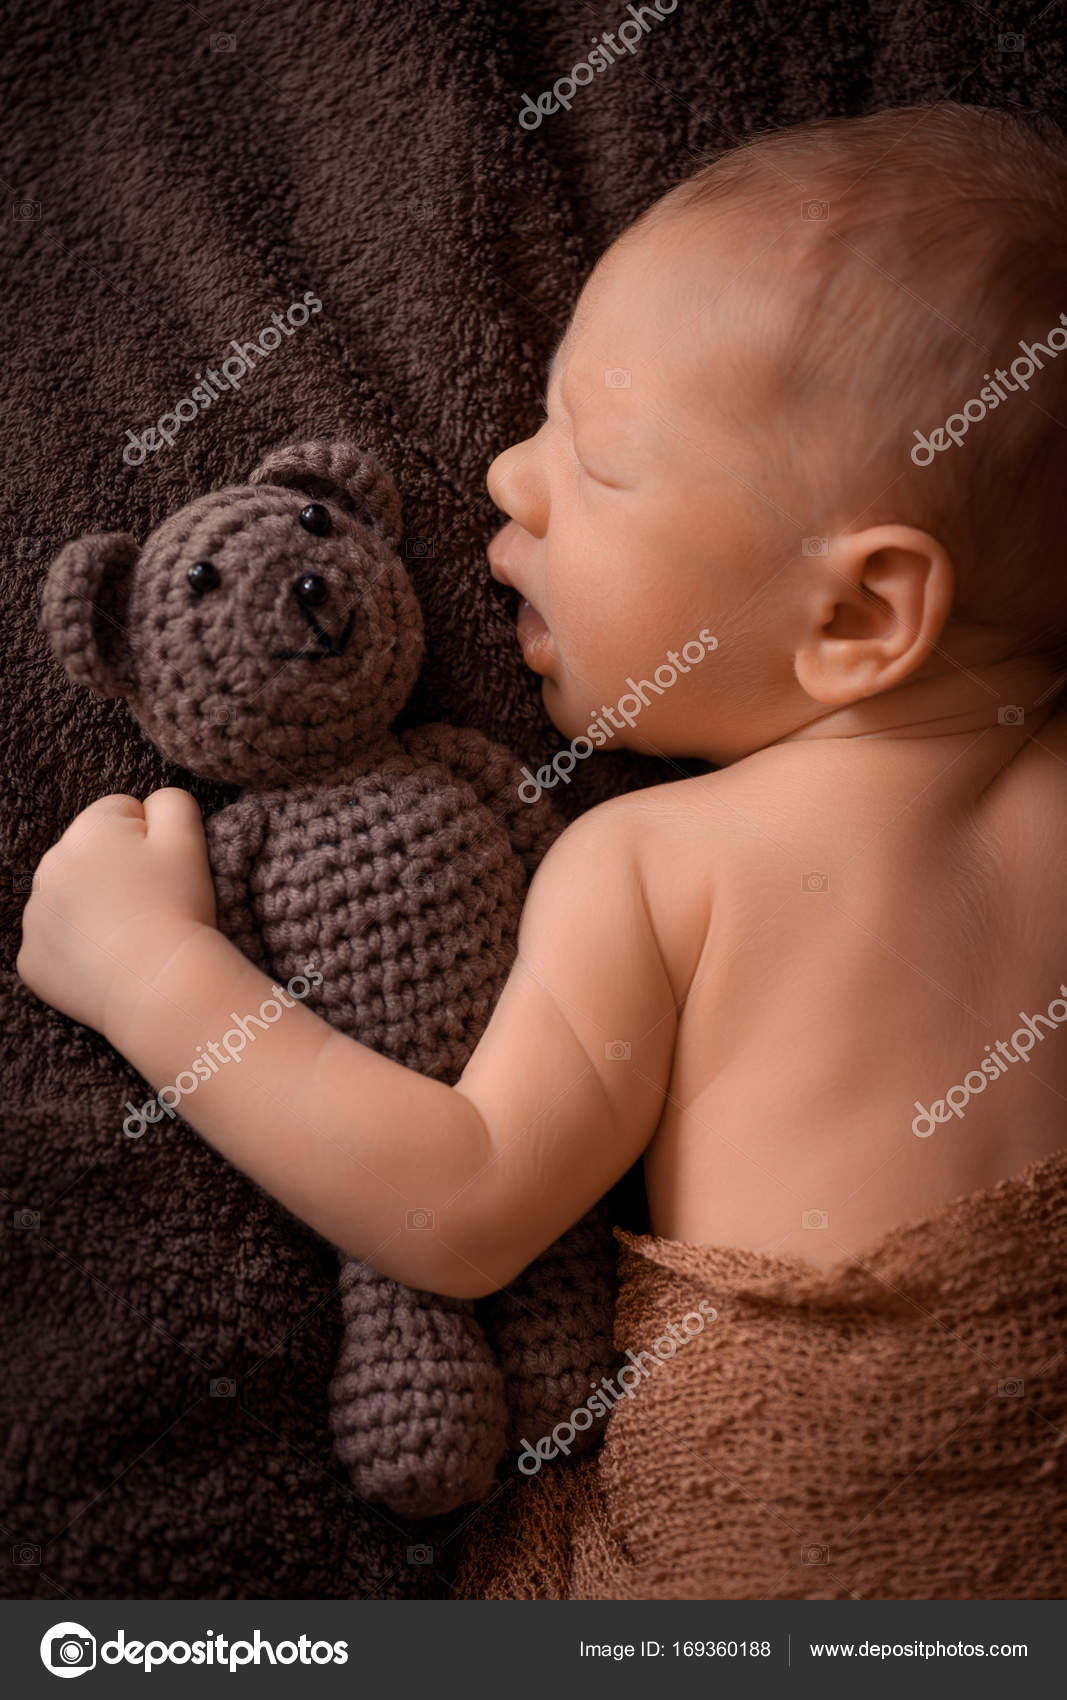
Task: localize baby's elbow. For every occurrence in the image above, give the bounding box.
[426,1266,508,1301]
[421,1238,522,1300]
[378,1259,511,1302]
[400,1176,536,1296]
[347,1221,523,1300]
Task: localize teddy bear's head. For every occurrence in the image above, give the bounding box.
[42,441,425,786]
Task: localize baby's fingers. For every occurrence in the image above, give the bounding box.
[142,787,206,844]
[142,788,216,926]
[55,792,145,851]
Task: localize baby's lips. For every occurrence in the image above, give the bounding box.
[487,543,551,664]
[515,597,552,671]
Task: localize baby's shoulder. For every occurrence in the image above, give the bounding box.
[550,760,792,857]
[527,776,725,926]
[570,754,800,841]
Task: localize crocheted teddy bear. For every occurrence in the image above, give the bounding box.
[41,440,617,1518]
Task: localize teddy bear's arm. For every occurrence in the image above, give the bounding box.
[203,797,272,974]
[397,723,562,875]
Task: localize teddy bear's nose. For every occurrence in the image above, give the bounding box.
[293,573,328,607]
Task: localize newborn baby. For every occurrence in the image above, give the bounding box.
[19,104,1067,1305]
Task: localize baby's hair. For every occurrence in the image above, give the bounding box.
[639,105,1067,656]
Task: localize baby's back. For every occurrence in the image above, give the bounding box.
[640,709,1067,1267]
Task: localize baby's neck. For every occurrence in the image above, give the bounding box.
[772,653,1066,750]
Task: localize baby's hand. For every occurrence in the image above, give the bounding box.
[17,789,217,1039]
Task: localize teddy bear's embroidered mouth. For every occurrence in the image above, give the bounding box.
[272,602,357,660]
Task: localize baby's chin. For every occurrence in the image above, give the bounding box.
[541,675,618,748]
[539,674,587,741]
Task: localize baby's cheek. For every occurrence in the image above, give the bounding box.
[558,607,625,696]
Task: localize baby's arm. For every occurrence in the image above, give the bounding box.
[18,789,676,1298]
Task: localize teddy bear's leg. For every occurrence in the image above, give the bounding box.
[328,1256,509,1518]
[479,1205,621,1461]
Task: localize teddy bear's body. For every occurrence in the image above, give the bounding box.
[42,441,617,1520]
[207,730,527,1077]
[205,724,565,1518]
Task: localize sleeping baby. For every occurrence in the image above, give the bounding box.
[19,102,1067,1598]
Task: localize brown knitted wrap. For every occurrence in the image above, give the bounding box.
[41,440,618,1521]
[457,1148,1067,1600]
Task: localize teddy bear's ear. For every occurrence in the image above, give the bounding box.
[249,440,403,549]
[40,533,139,700]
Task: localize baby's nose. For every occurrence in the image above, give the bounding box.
[488,437,544,534]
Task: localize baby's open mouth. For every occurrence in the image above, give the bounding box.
[515,597,552,672]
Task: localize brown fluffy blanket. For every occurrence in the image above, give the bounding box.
[2,0,1065,1602]
[457,1147,1067,1600]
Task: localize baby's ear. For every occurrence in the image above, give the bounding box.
[249,440,403,549]
[40,533,139,699]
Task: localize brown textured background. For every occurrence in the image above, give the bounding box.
[2,0,1064,1601]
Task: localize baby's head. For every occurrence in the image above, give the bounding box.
[488,104,1067,762]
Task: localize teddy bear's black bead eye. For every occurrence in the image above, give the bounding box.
[298,503,331,537]
[294,572,328,606]
[187,561,220,595]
